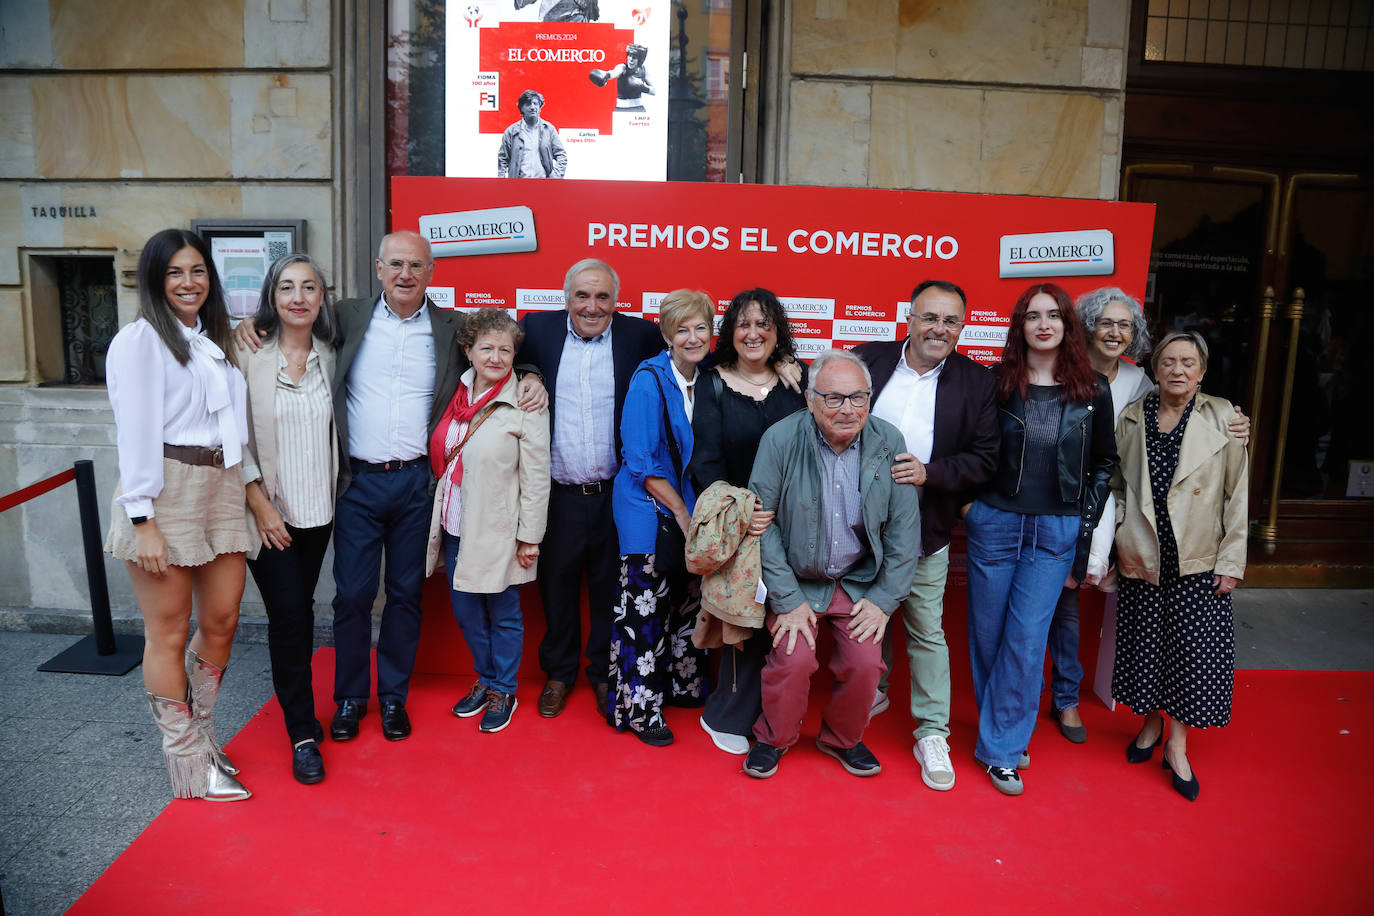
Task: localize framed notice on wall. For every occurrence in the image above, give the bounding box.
[191,219,306,320]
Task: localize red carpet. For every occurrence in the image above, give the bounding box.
[71,588,1374,915]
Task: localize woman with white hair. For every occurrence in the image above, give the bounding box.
[1044,289,1248,745]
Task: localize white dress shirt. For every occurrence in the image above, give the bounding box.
[872,347,944,464]
[345,296,435,463]
[106,318,248,519]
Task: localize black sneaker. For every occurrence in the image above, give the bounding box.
[744,742,784,778]
[632,724,674,747]
[816,738,882,776]
[479,692,517,733]
[452,682,489,718]
[978,758,1024,796]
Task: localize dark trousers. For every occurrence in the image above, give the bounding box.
[331,464,431,705]
[247,522,332,745]
[702,629,770,737]
[537,484,620,686]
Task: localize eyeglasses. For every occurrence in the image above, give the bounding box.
[382,259,432,274]
[914,313,963,330]
[814,390,871,409]
[1095,318,1133,332]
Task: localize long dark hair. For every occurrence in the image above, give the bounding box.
[997,282,1098,404]
[136,228,234,366]
[711,287,796,368]
[251,253,342,348]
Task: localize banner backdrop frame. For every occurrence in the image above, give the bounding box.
[393,177,1156,364]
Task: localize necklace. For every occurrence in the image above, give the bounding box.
[735,365,776,396]
[281,348,309,374]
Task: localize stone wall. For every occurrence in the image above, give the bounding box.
[0,0,337,617]
[779,0,1129,199]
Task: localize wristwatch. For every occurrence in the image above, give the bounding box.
[130,515,149,526]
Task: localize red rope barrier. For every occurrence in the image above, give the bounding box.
[0,467,77,513]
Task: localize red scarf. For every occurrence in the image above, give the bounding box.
[428,371,510,488]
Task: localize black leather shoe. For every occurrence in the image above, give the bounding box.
[1126,729,1162,764]
[816,738,882,776]
[1163,751,1200,801]
[744,742,784,778]
[330,700,366,741]
[292,740,325,785]
[380,700,412,741]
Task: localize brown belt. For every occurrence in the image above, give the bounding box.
[163,444,225,467]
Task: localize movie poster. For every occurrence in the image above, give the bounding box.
[446,2,669,181]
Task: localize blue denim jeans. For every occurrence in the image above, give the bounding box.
[443,533,523,695]
[1045,584,1084,711]
[964,501,1078,769]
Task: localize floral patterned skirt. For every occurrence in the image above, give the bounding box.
[605,554,709,732]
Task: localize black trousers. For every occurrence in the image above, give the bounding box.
[537,484,620,686]
[247,522,332,745]
[701,628,770,736]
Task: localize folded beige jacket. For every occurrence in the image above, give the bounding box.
[687,481,764,649]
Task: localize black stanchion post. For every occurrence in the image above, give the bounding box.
[74,459,116,655]
[38,459,144,676]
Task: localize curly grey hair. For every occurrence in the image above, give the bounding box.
[1076,287,1150,360]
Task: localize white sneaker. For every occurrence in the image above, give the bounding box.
[913,735,956,791]
[870,690,890,716]
[699,716,750,755]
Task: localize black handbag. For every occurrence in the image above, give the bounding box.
[649,371,687,576]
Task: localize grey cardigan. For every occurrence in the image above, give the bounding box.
[748,410,921,617]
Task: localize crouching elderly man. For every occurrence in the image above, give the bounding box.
[743,349,920,778]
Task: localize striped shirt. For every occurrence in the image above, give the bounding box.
[273,349,334,528]
[816,428,867,578]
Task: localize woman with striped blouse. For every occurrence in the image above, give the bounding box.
[242,253,342,785]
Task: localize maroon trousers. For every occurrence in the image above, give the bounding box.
[753,587,887,750]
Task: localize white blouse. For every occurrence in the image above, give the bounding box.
[106,318,248,519]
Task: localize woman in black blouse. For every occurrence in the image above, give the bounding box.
[689,288,808,755]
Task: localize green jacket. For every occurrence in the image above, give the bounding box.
[748,409,921,616]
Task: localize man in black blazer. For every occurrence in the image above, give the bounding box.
[853,279,999,792]
[516,258,664,717]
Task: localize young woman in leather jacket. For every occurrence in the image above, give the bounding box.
[963,282,1117,796]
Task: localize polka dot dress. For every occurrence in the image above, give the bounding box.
[1113,394,1234,728]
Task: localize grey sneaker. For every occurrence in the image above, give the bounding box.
[913,735,955,791]
[1018,751,1031,770]
[980,760,1024,796]
[870,690,890,716]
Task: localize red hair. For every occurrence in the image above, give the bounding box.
[996,282,1098,404]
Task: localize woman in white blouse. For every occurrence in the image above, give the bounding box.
[241,254,341,784]
[104,228,254,801]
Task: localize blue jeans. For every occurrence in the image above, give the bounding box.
[1045,584,1084,711]
[964,501,1078,769]
[444,533,523,695]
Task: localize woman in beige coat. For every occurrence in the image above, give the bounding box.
[1112,330,1247,801]
[425,308,550,733]
[241,253,340,785]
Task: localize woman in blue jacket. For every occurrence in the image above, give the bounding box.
[606,289,715,746]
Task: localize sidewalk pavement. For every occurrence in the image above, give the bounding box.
[2,589,1371,915]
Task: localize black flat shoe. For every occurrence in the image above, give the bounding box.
[330,700,366,741]
[291,740,325,785]
[1163,753,1200,801]
[1049,706,1088,744]
[380,700,412,741]
[1126,730,1161,764]
[632,724,674,747]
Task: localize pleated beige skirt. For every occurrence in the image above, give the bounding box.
[105,458,254,567]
